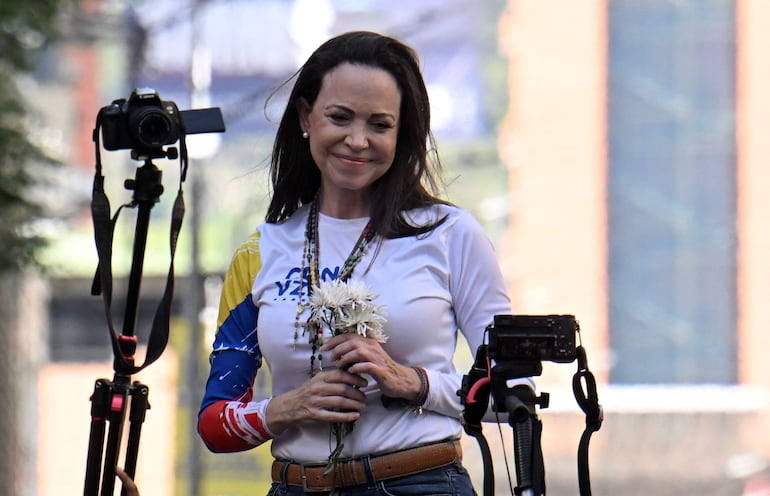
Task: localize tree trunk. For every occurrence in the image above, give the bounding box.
[0,274,20,495]
[0,273,49,496]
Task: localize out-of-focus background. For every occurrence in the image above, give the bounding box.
[2,0,769,495]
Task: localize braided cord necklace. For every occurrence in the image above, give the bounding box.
[293,195,376,374]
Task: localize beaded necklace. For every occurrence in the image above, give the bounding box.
[293,195,376,374]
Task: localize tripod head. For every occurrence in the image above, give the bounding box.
[489,362,549,424]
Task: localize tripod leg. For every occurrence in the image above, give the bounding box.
[123,382,150,489]
[100,381,130,496]
[84,379,111,496]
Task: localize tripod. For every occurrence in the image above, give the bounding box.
[84,154,174,496]
[490,362,549,496]
[459,346,548,496]
[460,322,603,496]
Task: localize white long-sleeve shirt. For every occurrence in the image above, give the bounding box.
[199,203,527,463]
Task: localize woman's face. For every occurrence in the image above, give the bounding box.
[299,63,401,210]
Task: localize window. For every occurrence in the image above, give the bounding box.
[608,1,736,383]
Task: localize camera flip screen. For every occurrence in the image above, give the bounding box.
[181,108,226,134]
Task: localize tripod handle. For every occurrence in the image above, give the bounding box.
[505,386,546,496]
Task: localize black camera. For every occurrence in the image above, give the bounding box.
[100,88,225,152]
[487,314,577,363]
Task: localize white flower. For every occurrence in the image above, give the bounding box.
[307,279,388,343]
[304,277,388,476]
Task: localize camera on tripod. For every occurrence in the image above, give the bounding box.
[487,314,578,364]
[85,89,226,495]
[100,88,225,152]
[461,315,601,496]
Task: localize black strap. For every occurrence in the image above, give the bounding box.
[460,344,495,496]
[572,346,603,496]
[90,111,186,375]
[467,425,495,496]
[529,415,546,496]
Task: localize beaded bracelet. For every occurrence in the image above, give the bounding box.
[412,366,429,408]
[381,366,430,415]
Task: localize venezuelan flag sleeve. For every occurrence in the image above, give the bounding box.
[198,232,275,452]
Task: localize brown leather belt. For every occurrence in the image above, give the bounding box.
[271,440,462,492]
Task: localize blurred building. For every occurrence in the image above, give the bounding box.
[497,0,770,494]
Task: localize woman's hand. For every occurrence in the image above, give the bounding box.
[321,333,423,402]
[265,367,369,434]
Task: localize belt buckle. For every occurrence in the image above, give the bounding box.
[300,464,329,493]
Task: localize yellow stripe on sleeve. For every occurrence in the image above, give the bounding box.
[217,231,261,329]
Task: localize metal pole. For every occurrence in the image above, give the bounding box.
[185,166,204,496]
[185,1,208,494]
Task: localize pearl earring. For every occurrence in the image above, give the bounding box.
[302,131,309,139]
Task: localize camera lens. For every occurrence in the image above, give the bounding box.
[130,107,177,148]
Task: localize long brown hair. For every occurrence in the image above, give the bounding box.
[265,31,449,238]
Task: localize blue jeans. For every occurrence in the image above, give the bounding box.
[266,461,477,496]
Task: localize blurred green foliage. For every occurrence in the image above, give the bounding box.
[0,0,67,273]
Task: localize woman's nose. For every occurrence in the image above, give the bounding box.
[344,125,368,150]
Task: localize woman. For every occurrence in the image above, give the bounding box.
[198,31,526,495]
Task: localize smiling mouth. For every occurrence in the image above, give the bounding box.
[334,153,370,166]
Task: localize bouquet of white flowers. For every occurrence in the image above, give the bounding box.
[306,278,387,475]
